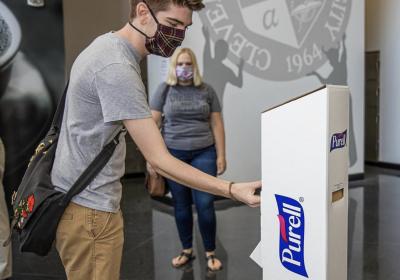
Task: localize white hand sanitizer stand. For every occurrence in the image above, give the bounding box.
[254,85,349,280]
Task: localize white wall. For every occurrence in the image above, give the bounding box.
[379,1,400,164]
[365,0,381,52]
[367,0,400,164]
[149,0,365,179]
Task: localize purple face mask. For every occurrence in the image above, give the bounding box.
[176,65,194,81]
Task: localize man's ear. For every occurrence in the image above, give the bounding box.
[135,2,151,25]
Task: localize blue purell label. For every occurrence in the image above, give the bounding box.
[330,130,347,152]
[275,194,308,278]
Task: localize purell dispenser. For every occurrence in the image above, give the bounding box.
[259,85,349,280]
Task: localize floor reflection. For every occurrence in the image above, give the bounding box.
[150,197,260,280]
[10,165,400,279]
[347,169,400,280]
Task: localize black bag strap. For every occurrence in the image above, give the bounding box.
[60,128,126,206]
[48,80,126,206]
[158,83,170,131]
[51,81,69,132]
[162,83,170,109]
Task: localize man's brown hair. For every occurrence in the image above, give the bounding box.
[129,0,205,21]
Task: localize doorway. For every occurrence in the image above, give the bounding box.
[365,51,380,162]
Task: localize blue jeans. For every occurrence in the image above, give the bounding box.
[166,145,217,252]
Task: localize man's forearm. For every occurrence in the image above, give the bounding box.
[152,152,231,198]
[124,118,232,198]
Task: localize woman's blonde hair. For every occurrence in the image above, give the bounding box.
[166,48,203,87]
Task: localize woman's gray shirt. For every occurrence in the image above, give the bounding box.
[150,83,221,151]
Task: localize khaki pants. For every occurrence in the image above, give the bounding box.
[56,202,124,280]
[0,138,12,279]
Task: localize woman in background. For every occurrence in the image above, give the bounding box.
[150,48,226,272]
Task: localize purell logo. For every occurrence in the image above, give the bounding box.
[330,130,347,152]
[275,195,308,278]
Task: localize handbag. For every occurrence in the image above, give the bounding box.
[3,82,124,256]
[145,172,167,197]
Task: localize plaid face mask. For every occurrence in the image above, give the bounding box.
[129,1,185,57]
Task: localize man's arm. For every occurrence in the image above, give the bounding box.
[123,118,261,207]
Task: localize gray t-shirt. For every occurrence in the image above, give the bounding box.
[150,83,221,151]
[51,32,152,213]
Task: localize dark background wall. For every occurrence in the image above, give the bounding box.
[0,0,65,206]
[2,0,65,100]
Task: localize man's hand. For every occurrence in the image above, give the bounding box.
[231,181,261,208]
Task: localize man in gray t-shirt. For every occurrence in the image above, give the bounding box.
[51,32,154,279]
[51,2,203,279]
[52,32,152,213]
[51,1,260,279]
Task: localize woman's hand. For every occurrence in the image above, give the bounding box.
[230,181,261,208]
[146,162,159,178]
[216,156,226,175]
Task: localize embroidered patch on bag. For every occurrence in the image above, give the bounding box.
[14,194,35,228]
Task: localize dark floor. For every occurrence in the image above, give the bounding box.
[8,165,400,280]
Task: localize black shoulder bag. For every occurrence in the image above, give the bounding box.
[3,82,124,256]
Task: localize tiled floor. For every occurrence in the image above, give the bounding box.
[9,165,400,279]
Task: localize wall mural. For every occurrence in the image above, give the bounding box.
[199,0,357,167]
[202,26,244,106]
[200,0,351,80]
[0,0,64,207]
